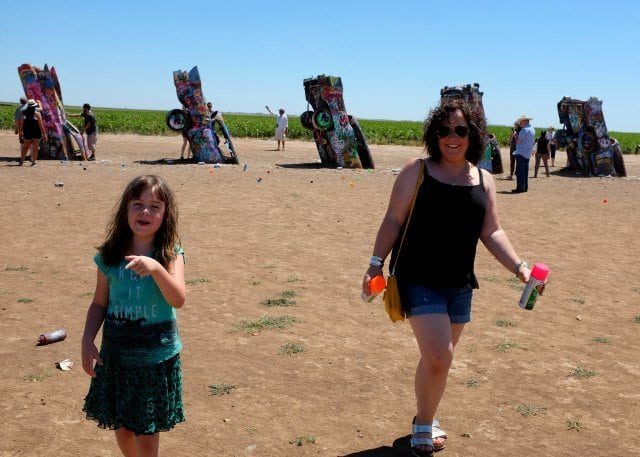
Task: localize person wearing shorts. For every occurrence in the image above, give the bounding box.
[363,99,533,457]
[18,99,48,166]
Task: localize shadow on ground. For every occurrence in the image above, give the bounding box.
[341,434,415,457]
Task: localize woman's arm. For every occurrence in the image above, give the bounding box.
[362,158,422,291]
[35,112,48,141]
[479,170,531,283]
[124,254,186,308]
[81,269,109,377]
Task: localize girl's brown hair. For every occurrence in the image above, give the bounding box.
[422,99,486,165]
[99,175,180,268]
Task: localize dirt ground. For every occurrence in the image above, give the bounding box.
[1,131,639,457]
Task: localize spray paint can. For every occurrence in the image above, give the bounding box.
[518,263,550,310]
[37,329,67,346]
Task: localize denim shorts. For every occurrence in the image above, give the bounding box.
[399,283,473,323]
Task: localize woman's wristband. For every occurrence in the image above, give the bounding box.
[369,256,384,267]
[514,260,529,277]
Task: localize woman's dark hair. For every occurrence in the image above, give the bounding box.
[422,99,485,165]
[99,175,180,268]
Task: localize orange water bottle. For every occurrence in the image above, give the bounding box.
[361,275,387,302]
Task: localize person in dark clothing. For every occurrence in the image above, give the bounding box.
[18,99,47,166]
[534,130,550,178]
[70,103,97,160]
[507,122,520,179]
[362,99,533,457]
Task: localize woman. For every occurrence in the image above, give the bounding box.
[534,130,550,178]
[362,99,532,457]
[18,99,47,166]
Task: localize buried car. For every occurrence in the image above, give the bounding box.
[166,66,238,164]
[556,96,625,176]
[440,83,503,174]
[17,63,88,160]
[300,75,374,169]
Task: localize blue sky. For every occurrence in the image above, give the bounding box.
[1,0,638,131]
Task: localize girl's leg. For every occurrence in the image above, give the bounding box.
[137,433,160,457]
[115,428,138,457]
[533,155,540,177]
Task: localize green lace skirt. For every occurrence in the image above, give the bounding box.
[83,353,185,435]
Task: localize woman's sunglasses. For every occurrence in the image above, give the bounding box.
[437,125,469,139]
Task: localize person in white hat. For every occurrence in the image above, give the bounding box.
[512,115,535,193]
[18,99,48,166]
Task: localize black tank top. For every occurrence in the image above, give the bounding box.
[392,160,487,288]
[22,108,42,138]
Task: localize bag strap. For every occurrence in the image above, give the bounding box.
[390,159,425,275]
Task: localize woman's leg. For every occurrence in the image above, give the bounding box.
[509,151,515,178]
[410,315,465,452]
[533,154,540,177]
[137,433,160,457]
[30,140,39,164]
[19,140,31,165]
[114,428,138,457]
[543,156,550,176]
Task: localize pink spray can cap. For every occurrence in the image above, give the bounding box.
[531,263,550,281]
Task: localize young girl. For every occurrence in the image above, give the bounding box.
[82,175,186,457]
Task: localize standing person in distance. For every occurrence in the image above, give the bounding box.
[17,99,47,166]
[69,103,97,160]
[512,115,535,193]
[533,129,550,178]
[14,96,27,154]
[81,175,186,457]
[507,121,520,180]
[362,99,532,457]
[546,126,557,167]
[265,105,288,151]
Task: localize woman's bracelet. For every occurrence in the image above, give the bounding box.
[369,256,384,267]
[514,260,529,277]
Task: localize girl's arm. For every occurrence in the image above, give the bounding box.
[124,254,186,308]
[479,170,531,283]
[81,269,109,377]
[362,158,422,293]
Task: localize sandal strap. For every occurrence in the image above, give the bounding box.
[410,436,433,447]
[412,423,433,434]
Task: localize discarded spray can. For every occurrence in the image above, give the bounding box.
[243,163,248,171]
[518,263,550,310]
[54,182,64,187]
[37,329,67,346]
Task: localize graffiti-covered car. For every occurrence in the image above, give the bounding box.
[556,96,625,176]
[440,83,503,174]
[166,66,238,164]
[300,75,374,169]
[17,63,88,160]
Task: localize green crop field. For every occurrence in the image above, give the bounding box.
[2,103,638,153]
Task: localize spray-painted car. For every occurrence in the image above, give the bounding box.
[166,66,238,164]
[440,83,503,174]
[300,75,373,169]
[556,96,625,176]
[17,63,88,160]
